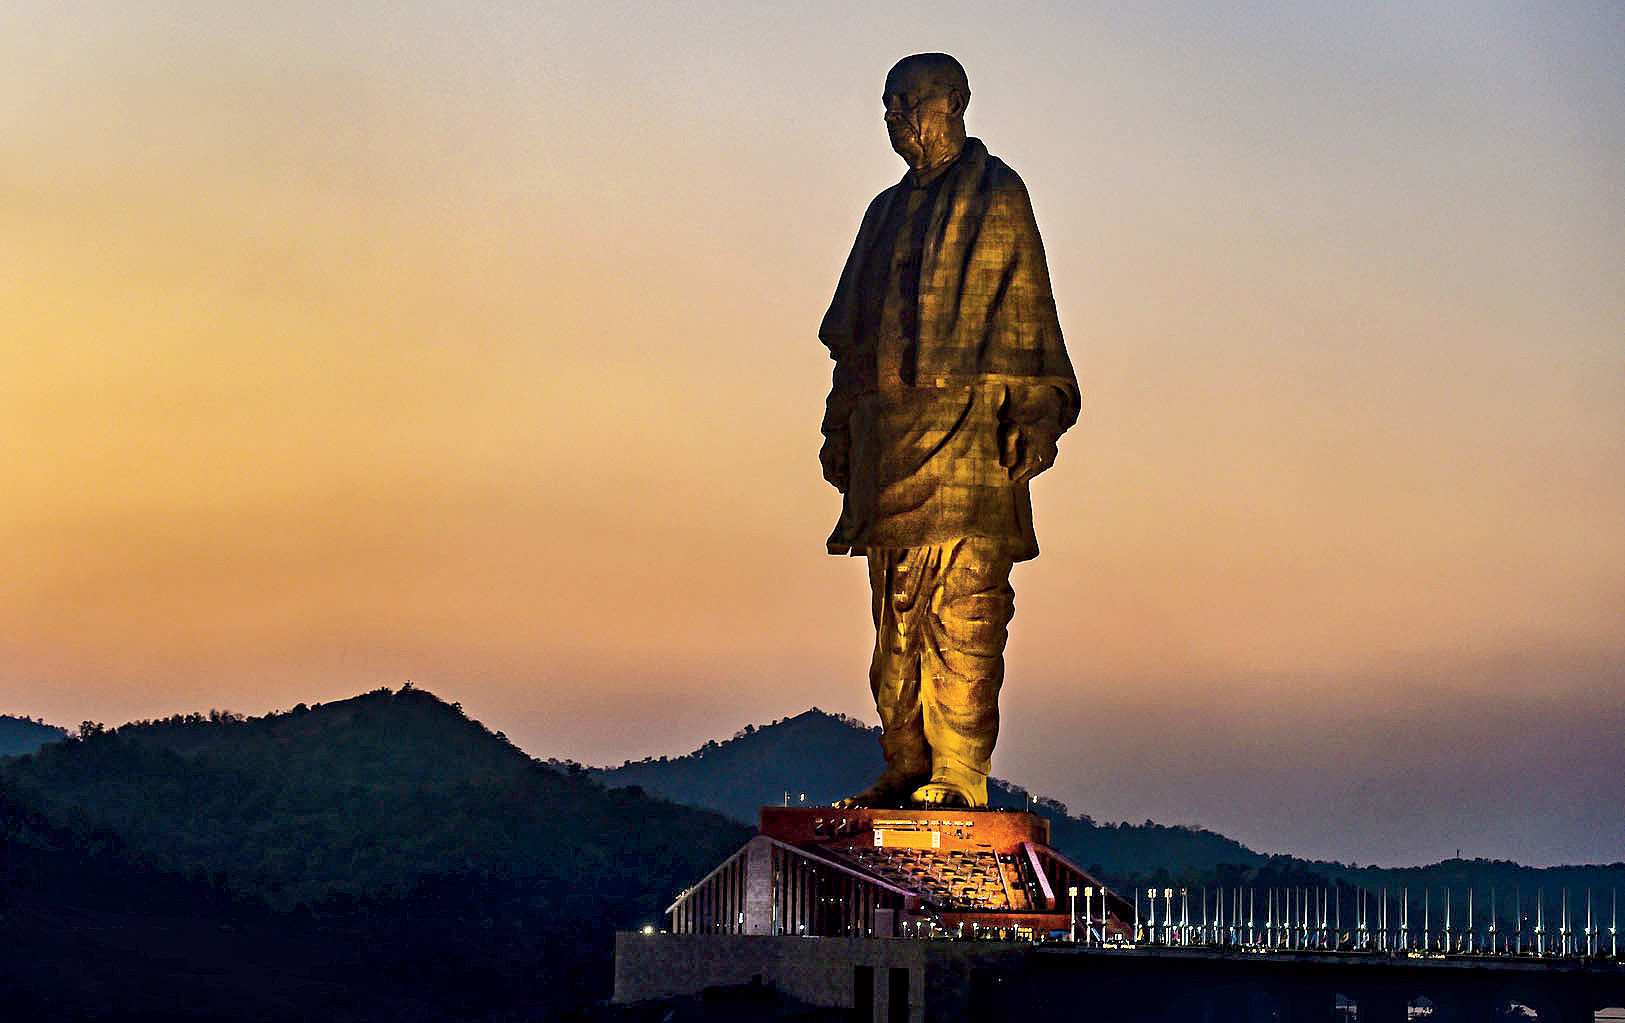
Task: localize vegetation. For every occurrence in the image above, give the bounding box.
[1,687,749,1020]
[0,713,66,757]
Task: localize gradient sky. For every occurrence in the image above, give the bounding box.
[3,1,1622,866]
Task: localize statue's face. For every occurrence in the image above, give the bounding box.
[883,63,964,170]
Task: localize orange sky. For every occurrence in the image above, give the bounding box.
[3,2,1622,865]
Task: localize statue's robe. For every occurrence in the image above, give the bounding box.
[820,137,1080,563]
[819,138,1079,801]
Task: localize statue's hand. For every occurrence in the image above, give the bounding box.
[999,421,1057,484]
[820,433,851,493]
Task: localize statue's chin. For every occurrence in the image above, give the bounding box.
[889,136,923,166]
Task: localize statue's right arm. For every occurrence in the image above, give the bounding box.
[820,363,853,493]
[817,188,893,495]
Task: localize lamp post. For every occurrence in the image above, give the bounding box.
[1401,888,1410,952]
[1515,887,1522,956]
[1082,886,1094,946]
[1561,889,1571,957]
[1424,889,1431,953]
[1536,889,1546,957]
[1467,888,1476,954]
[1069,884,1079,943]
[1179,888,1188,947]
[1489,887,1498,955]
[1587,889,1596,959]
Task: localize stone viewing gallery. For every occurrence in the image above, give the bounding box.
[663,806,1130,941]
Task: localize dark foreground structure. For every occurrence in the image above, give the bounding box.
[615,934,1625,1022]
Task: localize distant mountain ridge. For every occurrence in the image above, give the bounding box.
[592,708,1625,897]
[0,714,66,757]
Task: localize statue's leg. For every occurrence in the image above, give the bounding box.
[839,548,931,808]
[909,537,1014,809]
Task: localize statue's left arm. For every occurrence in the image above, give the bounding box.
[988,170,1079,483]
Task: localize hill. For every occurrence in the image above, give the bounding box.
[0,713,66,756]
[592,709,1625,899]
[1,686,751,1018]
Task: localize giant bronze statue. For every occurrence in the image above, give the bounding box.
[820,53,1079,810]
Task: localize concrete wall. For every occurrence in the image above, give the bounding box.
[613,932,1032,1023]
[615,935,1625,1023]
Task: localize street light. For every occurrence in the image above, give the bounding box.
[1069,885,1079,942]
[1083,886,1095,946]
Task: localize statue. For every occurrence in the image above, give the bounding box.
[819,54,1079,809]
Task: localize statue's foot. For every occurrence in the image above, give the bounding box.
[909,782,973,808]
[908,764,988,809]
[837,769,927,809]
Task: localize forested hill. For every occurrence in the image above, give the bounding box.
[1,686,750,1018]
[4,686,746,909]
[592,709,1625,897]
[590,708,887,819]
[0,714,66,756]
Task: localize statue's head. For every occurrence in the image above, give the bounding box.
[883,53,969,172]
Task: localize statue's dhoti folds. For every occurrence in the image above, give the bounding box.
[866,536,1013,807]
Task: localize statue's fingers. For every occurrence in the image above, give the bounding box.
[1015,451,1050,484]
[1000,429,1021,469]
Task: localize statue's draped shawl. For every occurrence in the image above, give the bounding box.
[818,139,1080,562]
[819,138,1080,420]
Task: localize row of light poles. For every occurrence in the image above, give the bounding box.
[1067,884,1109,944]
[1064,885,1619,959]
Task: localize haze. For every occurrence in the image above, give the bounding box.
[3,1,1622,867]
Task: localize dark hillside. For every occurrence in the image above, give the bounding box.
[1,779,413,1020]
[1,686,751,1017]
[590,709,886,819]
[0,713,66,756]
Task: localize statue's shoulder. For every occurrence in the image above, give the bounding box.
[851,178,905,232]
[867,177,907,208]
[968,141,1034,207]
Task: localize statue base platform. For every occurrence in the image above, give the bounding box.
[665,805,1130,941]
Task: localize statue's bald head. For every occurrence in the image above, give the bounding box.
[883,53,970,172]
[886,53,970,110]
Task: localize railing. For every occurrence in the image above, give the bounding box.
[1063,885,1622,961]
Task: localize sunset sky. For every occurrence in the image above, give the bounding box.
[3,1,1621,866]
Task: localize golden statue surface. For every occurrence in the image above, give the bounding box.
[819,54,1079,809]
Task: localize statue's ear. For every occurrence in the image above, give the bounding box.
[946,90,968,118]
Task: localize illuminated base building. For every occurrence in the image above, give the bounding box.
[665,806,1131,941]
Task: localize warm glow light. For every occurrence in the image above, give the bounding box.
[0,3,1620,867]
